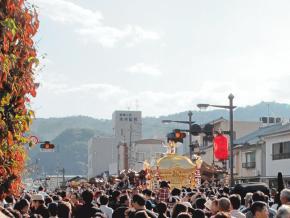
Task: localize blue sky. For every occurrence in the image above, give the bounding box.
[30,0,290,118]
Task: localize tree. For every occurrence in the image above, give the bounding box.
[0,0,39,196]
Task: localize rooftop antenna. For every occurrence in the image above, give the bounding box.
[267,103,270,117]
[135,99,139,111]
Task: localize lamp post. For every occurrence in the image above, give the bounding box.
[197,93,236,187]
[162,111,194,159]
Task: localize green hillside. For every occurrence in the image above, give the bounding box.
[28,102,290,176]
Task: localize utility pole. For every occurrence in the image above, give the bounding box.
[188,111,193,158]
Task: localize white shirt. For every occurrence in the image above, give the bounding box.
[100,205,113,218]
[231,210,246,218]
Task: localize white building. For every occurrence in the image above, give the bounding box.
[88,136,118,178]
[233,119,290,187]
[129,139,166,172]
[88,110,143,178]
[197,117,260,167]
[112,111,142,143]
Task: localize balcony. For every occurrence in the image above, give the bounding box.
[272,153,290,160]
[242,162,256,168]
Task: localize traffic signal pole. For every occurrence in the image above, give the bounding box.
[188,111,193,159]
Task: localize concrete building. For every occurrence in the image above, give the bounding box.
[88,110,143,178]
[88,136,118,178]
[234,121,290,187]
[197,117,261,167]
[112,111,142,143]
[129,139,166,172]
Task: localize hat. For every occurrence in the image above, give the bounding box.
[32,194,44,201]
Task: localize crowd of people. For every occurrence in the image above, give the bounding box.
[1,181,290,218]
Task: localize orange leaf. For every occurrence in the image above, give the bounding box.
[7,131,14,146]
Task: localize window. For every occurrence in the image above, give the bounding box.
[120,118,123,121]
[129,118,132,121]
[246,152,255,163]
[269,117,275,123]
[242,151,256,168]
[272,141,290,160]
[134,117,138,121]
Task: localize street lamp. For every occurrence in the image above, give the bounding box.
[197,93,236,187]
[162,111,195,159]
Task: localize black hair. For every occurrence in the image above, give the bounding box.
[48,202,58,216]
[252,191,266,203]
[82,190,94,204]
[192,209,205,218]
[14,199,29,212]
[171,188,181,197]
[195,198,206,210]
[132,194,146,206]
[142,189,152,196]
[119,195,129,205]
[250,201,267,216]
[229,194,241,210]
[156,202,167,214]
[99,195,109,205]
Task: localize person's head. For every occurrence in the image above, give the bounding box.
[5,195,15,205]
[142,189,152,200]
[31,194,45,209]
[172,203,188,218]
[48,202,58,217]
[57,201,71,218]
[245,193,253,207]
[119,195,130,206]
[280,189,290,205]
[229,194,241,210]
[192,209,205,218]
[276,205,290,218]
[156,202,167,215]
[132,194,146,209]
[252,191,266,203]
[211,199,219,215]
[70,192,80,204]
[218,197,231,212]
[99,195,109,206]
[45,196,53,206]
[250,201,269,218]
[195,197,206,209]
[14,199,30,214]
[82,190,94,204]
[214,212,231,218]
[38,186,44,192]
[112,190,121,200]
[172,188,181,197]
[160,181,169,189]
[177,212,191,218]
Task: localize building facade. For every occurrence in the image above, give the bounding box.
[112,111,142,143]
[233,121,290,187]
[198,117,261,168]
[88,136,118,178]
[129,139,166,172]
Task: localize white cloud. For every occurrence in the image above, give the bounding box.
[126,63,162,76]
[34,0,160,47]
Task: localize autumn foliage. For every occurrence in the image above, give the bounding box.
[0,0,39,196]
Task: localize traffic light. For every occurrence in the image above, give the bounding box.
[203,124,214,136]
[167,129,186,143]
[40,141,55,150]
[190,124,202,136]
